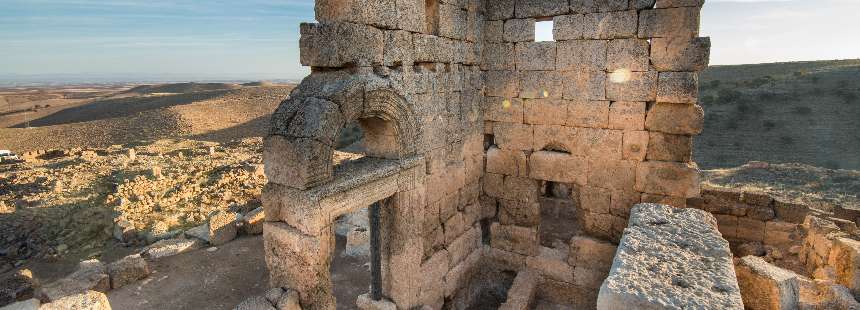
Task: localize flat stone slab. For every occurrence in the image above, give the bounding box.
[597,203,744,309]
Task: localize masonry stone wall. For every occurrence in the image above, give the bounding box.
[263,0,711,309]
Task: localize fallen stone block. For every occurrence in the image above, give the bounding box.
[356,293,396,310]
[39,291,110,310]
[0,299,39,310]
[235,295,275,310]
[184,224,210,243]
[107,254,151,289]
[40,260,109,302]
[828,237,860,298]
[499,270,539,310]
[209,210,239,246]
[0,269,39,306]
[141,238,205,259]
[241,207,265,235]
[597,203,743,309]
[735,255,800,310]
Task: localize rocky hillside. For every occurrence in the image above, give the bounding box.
[696,59,860,170]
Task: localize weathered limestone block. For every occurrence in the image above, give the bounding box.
[396,0,425,32]
[482,43,516,70]
[484,97,523,123]
[562,71,606,101]
[356,294,396,310]
[637,7,700,38]
[314,0,397,29]
[532,125,579,153]
[582,211,615,241]
[208,210,238,246]
[763,221,797,246]
[486,147,527,176]
[519,70,562,98]
[630,0,657,10]
[656,0,705,8]
[553,14,597,40]
[645,102,704,135]
[499,270,539,310]
[577,128,623,160]
[735,255,800,310]
[605,71,657,101]
[607,38,650,72]
[413,34,453,63]
[503,176,541,203]
[40,260,109,302]
[646,132,692,162]
[567,100,609,128]
[448,226,481,266]
[107,254,150,289]
[657,72,698,103]
[581,186,612,215]
[484,20,504,42]
[595,11,638,39]
[383,30,414,66]
[444,212,468,243]
[484,70,519,97]
[299,22,384,67]
[611,189,641,218]
[828,237,860,297]
[439,4,467,40]
[608,101,645,130]
[504,18,535,42]
[558,40,607,71]
[529,151,588,185]
[569,236,617,271]
[774,200,810,224]
[142,238,205,259]
[622,130,649,161]
[264,136,333,190]
[1,299,40,310]
[651,36,710,72]
[515,0,569,18]
[527,247,574,283]
[485,0,515,20]
[264,222,334,309]
[40,291,110,310]
[516,42,557,72]
[241,207,265,235]
[570,0,625,13]
[1,269,38,307]
[634,161,700,198]
[588,159,637,191]
[491,223,539,256]
[499,199,541,227]
[494,122,533,151]
[597,204,743,309]
[524,99,566,125]
[419,250,449,308]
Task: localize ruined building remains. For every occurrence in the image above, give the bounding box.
[262,0,723,309]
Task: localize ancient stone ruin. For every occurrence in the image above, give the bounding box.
[260,0,738,309]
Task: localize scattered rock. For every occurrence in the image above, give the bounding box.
[107,254,151,289]
[344,227,370,257]
[240,207,265,235]
[356,293,396,310]
[235,296,275,310]
[40,291,111,310]
[276,290,301,310]
[112,220,136,243]
[184,224,210,243]
[0,269,39,306]
[735,255,800,310]
[40,260,109,302]
[737,241,766,257]
[141,238,204,260]
[208,210,238,246]
[0,298,39,310]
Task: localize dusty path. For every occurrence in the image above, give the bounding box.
[107,236,269,310]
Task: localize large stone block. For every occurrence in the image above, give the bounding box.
[557,40,608,71]
[588,160,637,191]
[553,14,598,40]
[519,70,563,98]
[657,72,698,103]
[606,38,650,72]
[569,236,617,270]
[622,130,649,161]
[571,0,629,13]
[527,247,574,283]
[484,70,520,97]
[515,0,569,18]
[567,100,610,128]
[107,254,151,289]
[605,71,657,101]
[634,161,700,198]
[485,0,515,20]
[529,151,589,185]
[484,96,524,123]
[494,122,534,151]
[576,128,623,160]
[486,147,528,176]
[532,125,579,152]
[208,210,238,246]
[644,102,704,135]
[650,37,711,72]
[597,204,743,309]
[384,30,414,66]
[828,238,860,298]
[524,99,567,125]
[413,34,454,63]
[300,22,384,67]
[735,256,800,310]
[581,186,612,215]
[655,0,704,8]
[637,7,700,38]
[516,42,558,71]
[40,291,110,310]
[419,250,449,308]
[504,18,536,42]
[499,199,541,227]
[315,0,397,29]
[608,101,646,130]
[438,4,467,39]
[646,132,692,162]
[490,223,539,256]
[503,176,541,203]
[562,71,606,101]
[594,11,638,39]
[481,43,517,70]
[484,20,504,43]
[396,0,425,32]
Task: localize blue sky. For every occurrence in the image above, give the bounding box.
[0,0,857,82]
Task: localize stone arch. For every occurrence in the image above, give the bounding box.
[264,71,419,190]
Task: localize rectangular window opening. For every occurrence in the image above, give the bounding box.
[535,20,554,42]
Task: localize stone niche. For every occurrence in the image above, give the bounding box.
[262,0,712,309]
